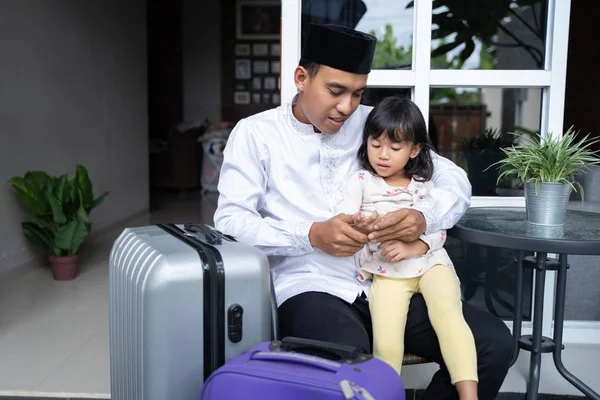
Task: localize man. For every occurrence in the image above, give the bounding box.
[214,23,513,399]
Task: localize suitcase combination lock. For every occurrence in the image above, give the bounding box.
[227,304,244,343]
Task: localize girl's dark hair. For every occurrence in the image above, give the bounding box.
[357,96,435,181]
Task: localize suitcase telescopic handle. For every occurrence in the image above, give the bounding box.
[278,337,359,361]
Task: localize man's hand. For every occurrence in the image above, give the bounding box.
[309,214,369,257]
[351,211,379,235]
[380,239,429,262]
[368,208,426,243]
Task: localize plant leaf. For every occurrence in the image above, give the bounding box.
[24,171,52,194]
[53,175,67,205]
[46,183,66,224]
[22,221,54,250]
[66,176,78,205]
[22,211,51,228]
[55,220,89,255]
[8,177,48,216]
[78,204,89,223]
[89,191,109,212]
[458,38,476,63]
[431,40,463,58]
[63,178,80,220]
[490,128,600,189]
[76,164,94,209]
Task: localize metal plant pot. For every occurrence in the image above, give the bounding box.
[524,182,572,226]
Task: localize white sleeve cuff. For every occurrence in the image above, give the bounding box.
[293,221,315,253]
[418,230,446,255]
[419,234,435,255]
[411,202,438,235]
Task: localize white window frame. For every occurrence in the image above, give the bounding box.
[281,0,598,345]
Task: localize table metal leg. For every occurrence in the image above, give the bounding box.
[552,254,600,400]
[510,251,524,367]
[524,252,548,400]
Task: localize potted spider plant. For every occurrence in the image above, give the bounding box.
[460,128,514,196]
[8,165,108,280]
[492,127,600,226]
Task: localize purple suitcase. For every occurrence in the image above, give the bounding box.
[200,337,405,400]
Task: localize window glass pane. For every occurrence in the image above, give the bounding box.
[431,1,548,70]
[430,87,542,196]
[301,0,414,70]
[360,87,411,107]
[446,239,534,321]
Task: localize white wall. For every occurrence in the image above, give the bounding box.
[183,0,222,123]
[0,0,148,274]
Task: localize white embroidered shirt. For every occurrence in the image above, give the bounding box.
[213,99,471,306]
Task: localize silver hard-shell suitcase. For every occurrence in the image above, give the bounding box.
[109,223,278,400]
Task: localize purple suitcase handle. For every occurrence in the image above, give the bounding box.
[278,336,360,361]
[250,351,342,372]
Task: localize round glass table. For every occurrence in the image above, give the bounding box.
[448,207,600,400]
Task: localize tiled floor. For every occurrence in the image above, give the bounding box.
[0,190,597,398]
[0,190,217,398]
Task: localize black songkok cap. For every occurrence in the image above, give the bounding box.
[301,23,377,75]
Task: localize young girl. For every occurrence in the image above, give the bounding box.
[337,96,478,400]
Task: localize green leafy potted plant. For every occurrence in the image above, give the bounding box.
[492,127,600,226]
[8,165,108,280]
[460,128,515,196]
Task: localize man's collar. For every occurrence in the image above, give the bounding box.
[287,96,318,135]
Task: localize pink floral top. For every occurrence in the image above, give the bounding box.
[337,170,457,281]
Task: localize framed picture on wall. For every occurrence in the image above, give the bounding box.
[264,76,277,90]
[271,61,280,74]
[234,91,251,104]
[236,0,280,40]
[270,43,280,57]
[252,77,262,90]
[235,43,251,56]
[235,59,252,79]
[252,43,269,56]
[252,93,262,104]
[253,60,270,74]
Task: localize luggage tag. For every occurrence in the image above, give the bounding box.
[339,380,376,400]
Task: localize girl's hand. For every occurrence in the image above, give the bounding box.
[379,239,429,262]
[352,211,379,235]
[368,208,426,243]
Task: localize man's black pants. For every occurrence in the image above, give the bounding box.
[278,291,514,400]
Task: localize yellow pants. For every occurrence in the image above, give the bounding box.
[369,265,478,384]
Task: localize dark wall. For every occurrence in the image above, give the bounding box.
[564,1,600,151]
[147,0,183,139]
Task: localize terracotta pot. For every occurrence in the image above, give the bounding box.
[49,254,79,281]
